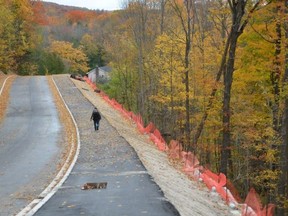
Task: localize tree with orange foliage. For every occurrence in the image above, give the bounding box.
[31,0,49,26]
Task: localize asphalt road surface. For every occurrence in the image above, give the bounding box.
[0,76,62,215]
[34,76,180,216]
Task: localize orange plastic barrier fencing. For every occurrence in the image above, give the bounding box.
[178,150,238,205]
[182,151,201,180]
[227,179,242,203]
[134,114,145,133]
[84,77,97,91]
[149,129,167,151]
[242,188,275,216]
[199,169,239,205]
[119,107,133,121]
[143,122,156,134]
[168,140,182,159]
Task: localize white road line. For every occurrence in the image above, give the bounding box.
[0,76,12,96]
[16,76,81,216]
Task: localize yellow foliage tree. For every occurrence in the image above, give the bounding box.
[0,0,15,71]
[49,41,89,73]
[0,0,37,73]
[147,33,186,137]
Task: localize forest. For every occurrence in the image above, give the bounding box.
[0,0,287,215]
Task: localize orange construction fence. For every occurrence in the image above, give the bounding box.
[242,188,275,216]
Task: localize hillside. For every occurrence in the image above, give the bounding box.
[34,1,113,44]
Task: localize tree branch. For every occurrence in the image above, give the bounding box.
[249,22,275,44]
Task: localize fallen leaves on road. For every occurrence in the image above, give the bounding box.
[47,76,77,176]
[0,74,16,123]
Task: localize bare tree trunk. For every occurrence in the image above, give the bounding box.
[277,67,288,215]
[220,0,245,175]
[138,37,145,115]
[193,0,230,146]
[277,1,288,215]
[220,0,260,175]
[124,0,148,117]
[169,0,195,151]
[193,33,231,146]
[270,3,282,133]
[160,0,167,34]
[221,31,238,175]
[268,0,283,205]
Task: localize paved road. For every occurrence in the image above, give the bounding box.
[35,76,180,216]
[0,76,62,215]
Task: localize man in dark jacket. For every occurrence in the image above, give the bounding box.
[90,107,101,131]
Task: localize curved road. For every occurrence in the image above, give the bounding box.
[0,76,180,215]
[0,76,62,215]
[34,76,180,216]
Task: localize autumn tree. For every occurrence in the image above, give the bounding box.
[193,0,230,147]
[49,41,89,74]
[103,29,139,111]
[167,0,196,151]
[121,0,162,119]
[0,0,38,74]
[147,33,187,139]
[80,34,107,69]
[31,0,49,26]
[36,51,65,75]
[0,0,15,71]
[276,0,288,214]
[219,0,262,177]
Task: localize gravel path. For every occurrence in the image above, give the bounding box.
[64,74,233,216]
[35,75,179,215]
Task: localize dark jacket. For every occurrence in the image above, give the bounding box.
[91,109,101,121]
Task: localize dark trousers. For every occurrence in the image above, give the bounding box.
[93,120,100,130]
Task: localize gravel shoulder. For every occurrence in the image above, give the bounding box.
[68,75,232,216]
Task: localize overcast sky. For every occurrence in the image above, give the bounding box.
[42,0,122,11]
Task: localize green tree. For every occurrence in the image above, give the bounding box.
[38,51,65,75]
[80,34,107,69]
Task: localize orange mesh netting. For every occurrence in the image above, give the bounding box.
[168,140,182,159]
[226,179,242,203]
[119,107,133,121]
[84,77,97,91]
[182,151,201,180]
[134,114,145,133]
[242,188,275,216]
[143,122,156,134]
[199,169,239,205]
[149,129,167,151]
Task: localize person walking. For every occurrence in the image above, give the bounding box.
[90,107,101,131]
